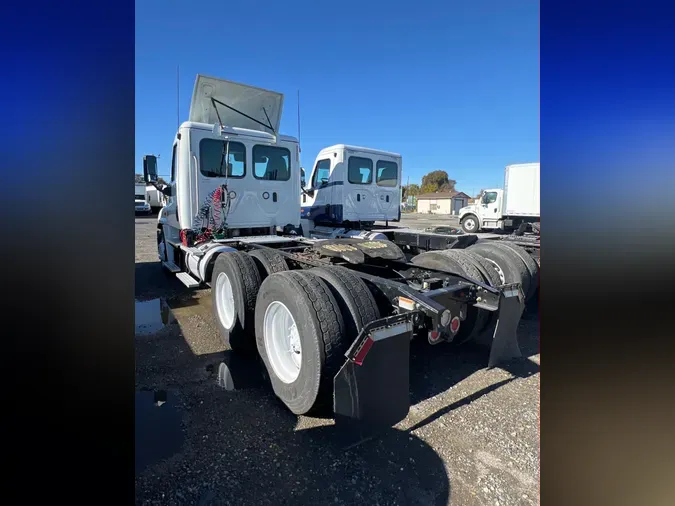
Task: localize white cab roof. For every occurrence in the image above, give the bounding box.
[189,75,284,135]
[319,144,401,158]
[180,121,298,144]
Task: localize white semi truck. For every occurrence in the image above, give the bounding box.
[145,74,534,429]
[458,163,540,234]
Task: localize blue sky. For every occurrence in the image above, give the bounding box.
[135,0,539,195]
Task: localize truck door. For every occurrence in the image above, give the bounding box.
[251,143,297,227]
[374,158,400,221]
[163,141,180,231]
[345,155,378,221]
[303,158,334,223]
[481,190,501,222]
[191,136,248,230]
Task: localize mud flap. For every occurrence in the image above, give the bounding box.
[333,314,414,430]
[488,284,525,368]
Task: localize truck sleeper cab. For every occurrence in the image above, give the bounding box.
[301,144,402,226]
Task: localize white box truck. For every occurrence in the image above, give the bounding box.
[135,184,151,215]
[458,163,540,234]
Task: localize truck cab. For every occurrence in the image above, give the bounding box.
[300,145,402,228]
[458,188,504,233]
[148,75,300,280]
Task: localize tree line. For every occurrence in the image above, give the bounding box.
[401,170,457,200]
[401,170,485,202]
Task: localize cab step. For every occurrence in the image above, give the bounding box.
[176,272,201,288]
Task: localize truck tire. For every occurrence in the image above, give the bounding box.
[493,241,540,300]
[411,251,487,345]
[255,270,348,415]
[460,214,480,233]
[468,241,531,300]
[463,251,502,288]
[249,249,289,280]
[211,252,262,352]
[411,251,469,279]
[311,266,380,340]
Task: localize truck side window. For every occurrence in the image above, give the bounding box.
[312,159,331,187]
[170,144,177,182]
[199,139,246,178]
[253,145,291,181]
[484,191,498,204]
[376,160,398,187]
[348,156,373,185]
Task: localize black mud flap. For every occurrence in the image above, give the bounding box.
[333,314,414,430]
[488,283,526,368]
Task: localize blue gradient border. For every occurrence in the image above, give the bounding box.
[2,1,135,502]
[542,2,675,506]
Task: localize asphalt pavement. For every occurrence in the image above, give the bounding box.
[135,214,540,506]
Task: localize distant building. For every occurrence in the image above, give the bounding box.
[416,191,471,215]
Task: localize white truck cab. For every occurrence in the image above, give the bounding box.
[300,145,402,228]
[458,188,504,233]
[159,75,299,237]
[147,75,300,282]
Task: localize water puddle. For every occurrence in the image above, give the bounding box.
[135,390,183,474]
[216,350,266,391]
[135,298,175,335]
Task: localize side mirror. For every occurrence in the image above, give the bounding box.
[161,186,172,197]
[143,155,159,184]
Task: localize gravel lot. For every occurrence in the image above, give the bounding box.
[135,214,540,506]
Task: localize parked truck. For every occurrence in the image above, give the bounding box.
[135,184,147,201]
[299,145,539,281]
[145,186,166,213]
[135,184,151,215]
[458,163,540,234]
[145,75,536,429]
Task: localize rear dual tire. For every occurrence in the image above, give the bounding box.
[255,267,379,415]
[249,249,289,280]
[212,252,262,353]
[468,241,538,301]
